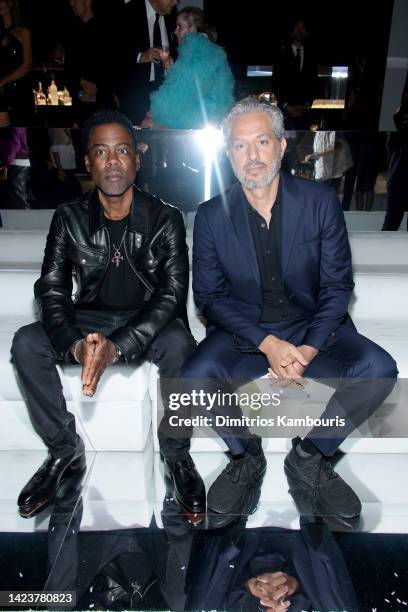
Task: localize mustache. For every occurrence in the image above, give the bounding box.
[244,160,267,171]
[105,171,125,177]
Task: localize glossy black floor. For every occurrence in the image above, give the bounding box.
[1,492,408,612]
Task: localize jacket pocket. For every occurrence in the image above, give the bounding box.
[66,242,106,268]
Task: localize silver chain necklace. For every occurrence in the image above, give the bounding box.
[111,228,127,268]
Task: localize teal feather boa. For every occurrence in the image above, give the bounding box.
[150,33,235,129]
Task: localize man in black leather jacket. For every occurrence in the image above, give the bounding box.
[11,109,205,523]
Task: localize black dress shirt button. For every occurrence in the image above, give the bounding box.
[266,250,271,255]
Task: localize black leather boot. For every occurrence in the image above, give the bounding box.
[18,438,86,518]
[162,453,206,526]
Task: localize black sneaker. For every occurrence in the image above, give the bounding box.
[207,436,266,528]
[284,437,362,531]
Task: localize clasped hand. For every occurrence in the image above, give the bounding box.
[247,571,299,611]
[74,334,117,397]
[259,336,319,387]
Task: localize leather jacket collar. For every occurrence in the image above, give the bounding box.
[88,184,150,237]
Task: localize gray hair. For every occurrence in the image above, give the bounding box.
[221,97,285,147]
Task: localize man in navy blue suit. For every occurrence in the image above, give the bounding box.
[181,97,398,530]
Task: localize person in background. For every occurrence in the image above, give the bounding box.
[0,127,32,208]
[343,56,385,212]
[117,0,177,125]
[303,130,353,193]
[65,0,117,125]
[272,19,318,130]
[148,6,235,129]
[48,128,83,204]
[0,0,32,126]
[382,69,408,230]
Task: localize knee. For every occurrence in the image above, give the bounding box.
[357,346,399,380]
[11,324,38,361]
[181,352,219,379]
[374,351,399,380]
[173,329,197,363]
[153,324,196,365]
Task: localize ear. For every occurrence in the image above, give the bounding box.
[84,155,90,173]
[135,152,141,172]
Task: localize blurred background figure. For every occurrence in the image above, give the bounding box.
[382,69,408,230]
[0,0,32,126]
[272,19,319,130]
[117,0,177,125]
[304,130,353,192]
[0,126,32,208]
[64,0,117,125]
[342,56,385,211]
[48,128,82,204]
[148,6,235,129]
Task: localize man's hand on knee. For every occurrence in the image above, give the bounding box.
[81,333,117,397]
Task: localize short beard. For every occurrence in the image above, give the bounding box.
[99,178,132,197]
[232,150,282,190]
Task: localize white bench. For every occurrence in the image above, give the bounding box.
[2,229,408,270]
[1,232,408,533]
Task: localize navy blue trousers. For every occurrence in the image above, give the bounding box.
[181,317,398,456]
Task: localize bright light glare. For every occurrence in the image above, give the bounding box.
[195,126,224,200]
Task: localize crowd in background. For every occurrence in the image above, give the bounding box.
[0,0,407,228]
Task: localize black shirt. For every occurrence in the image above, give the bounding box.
[87,215,145,311]
[245,184,301,323]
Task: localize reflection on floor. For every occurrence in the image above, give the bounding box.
[1,449,408,611]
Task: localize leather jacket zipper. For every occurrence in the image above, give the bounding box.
[123,236,154,294]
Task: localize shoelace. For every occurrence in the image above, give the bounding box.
[323,461,339,480]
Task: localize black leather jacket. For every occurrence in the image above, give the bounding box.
[34,186,189,361]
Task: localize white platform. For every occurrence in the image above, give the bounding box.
[2,447,406,534]
[1,229,408,269]
[0,446,154,532]
[1,221,408,533]
[153,451,408,533]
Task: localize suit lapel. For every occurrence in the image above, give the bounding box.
[227,183,261,289]
[281,173,305,278]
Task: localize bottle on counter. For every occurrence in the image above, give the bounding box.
[37,82,47,106]
[48,76,59,106]
[62,86,72,106]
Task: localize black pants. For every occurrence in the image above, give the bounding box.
[11,309,197,460]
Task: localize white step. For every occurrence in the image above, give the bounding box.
[1,210,407,233]
[153,451,408,533]
[0,447,154,532]
[186,211,408,233]
[0,210,54,230]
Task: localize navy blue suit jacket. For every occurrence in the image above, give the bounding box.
[193,173,355,350]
